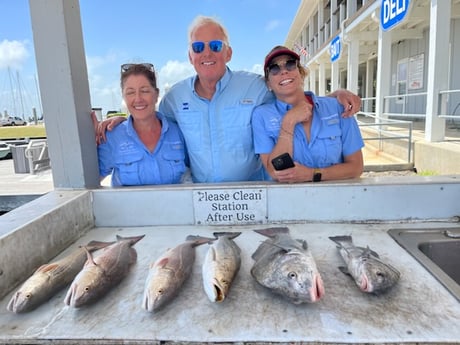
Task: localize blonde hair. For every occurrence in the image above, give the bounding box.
[188,15,230,45]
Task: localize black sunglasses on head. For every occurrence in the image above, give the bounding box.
[120,63,155,73]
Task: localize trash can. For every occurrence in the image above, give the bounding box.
[11,144,30,173]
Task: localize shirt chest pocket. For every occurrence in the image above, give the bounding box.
[114,152,144,184]
[222,105,253,150]
[314,127,343,165]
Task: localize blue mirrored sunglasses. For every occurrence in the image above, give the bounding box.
[267,59,298,76]
[191,40,225,54]
[121,63,155,73]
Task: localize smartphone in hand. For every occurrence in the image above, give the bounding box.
[271,153,295,171]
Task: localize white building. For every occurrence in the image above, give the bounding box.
[285,0,460,144]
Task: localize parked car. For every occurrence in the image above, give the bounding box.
[0,143,12,159]
[0,116,27,126]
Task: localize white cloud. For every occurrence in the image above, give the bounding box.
[0,40,30,70]
[265,20,281,32]
[157,60,195,95]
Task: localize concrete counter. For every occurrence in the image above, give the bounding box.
[1,176,460,344]
[1,222,459,344]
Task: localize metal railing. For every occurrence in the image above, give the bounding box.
[357,111,413,164]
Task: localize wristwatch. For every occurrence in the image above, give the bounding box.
[312,168,322,182]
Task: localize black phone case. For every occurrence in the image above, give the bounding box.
[271,153,295,170]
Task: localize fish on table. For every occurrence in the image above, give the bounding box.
[202,231,242,303]
[251,227,325,304]
[64,234,145,308]
[7,240,113,313]
[329,235,400,294]
[142,235,215,313]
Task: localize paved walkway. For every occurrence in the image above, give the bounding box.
[0,158,53,196]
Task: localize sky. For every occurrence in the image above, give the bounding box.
[0,0,301,119]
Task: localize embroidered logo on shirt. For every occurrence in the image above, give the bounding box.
[182,102,189,110]
[240,99,254,105]
[322,113,340,125]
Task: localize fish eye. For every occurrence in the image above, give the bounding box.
[26,294,31,299]
[288,271,297,279]
[84,286,90,292]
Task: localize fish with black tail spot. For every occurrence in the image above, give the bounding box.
[7,240,114,313]
[64,234,144,308]
[142,235,215,312]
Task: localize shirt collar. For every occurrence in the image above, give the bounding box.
[275,91,319,112]
[191,67,232,96]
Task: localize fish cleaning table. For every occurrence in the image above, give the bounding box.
[0,176,459,344]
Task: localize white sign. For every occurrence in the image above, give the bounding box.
[193,188,267,225]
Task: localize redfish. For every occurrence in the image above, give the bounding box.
[64,234,144,308]
[7,240,113,313]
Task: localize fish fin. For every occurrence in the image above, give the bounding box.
[36,263,59,273]
[254,227,289,238]
[338,266,352,276]
[83,246,97,266]
[212,231,242,240]
[328,235,353,245]
[84,240,116,251]
[115,234,145,245]
[156,257,169,267]
[186,235,215,247]
[296,239,308,250]
[360,246,380,258]
[209,246,217,261]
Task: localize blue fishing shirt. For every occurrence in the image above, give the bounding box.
[98,112,188,186]
[159,68,274,183]
[252,91,364,168]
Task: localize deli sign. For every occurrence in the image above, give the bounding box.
[380,0,410,31]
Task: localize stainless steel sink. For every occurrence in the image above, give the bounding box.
[388,227,460,301]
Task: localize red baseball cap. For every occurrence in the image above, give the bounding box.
[264,46,300,72]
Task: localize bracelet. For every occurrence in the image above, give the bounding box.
[281,127,294,136]
[278,135,292,140]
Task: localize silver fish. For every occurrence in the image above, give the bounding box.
[142,235,215,312]
[251,227,325,304]
[329,235,400,294]
[7,240,113,313]
[64,234,144,308]
[202,231,242,303]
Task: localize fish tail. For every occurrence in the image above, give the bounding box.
[328,235,353,246]
[212,231,242,240]
[185,235,215,247]
[254,227,289,238]
[115,234,145,245]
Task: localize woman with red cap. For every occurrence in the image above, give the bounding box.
[252,45,364,183]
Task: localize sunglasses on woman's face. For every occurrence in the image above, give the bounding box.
[191,40,225,54]
[120,63,155,73]
[267,59,298,76]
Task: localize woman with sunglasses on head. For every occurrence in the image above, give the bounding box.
[96,63,188,186]
[252,46,364,183]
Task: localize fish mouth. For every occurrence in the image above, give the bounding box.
[360,274,370,292]
[213,284,226,302]
[310,275,325,302]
